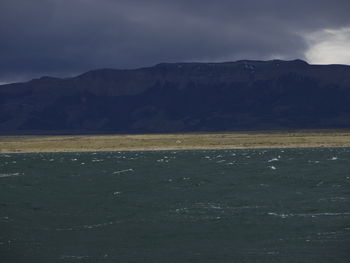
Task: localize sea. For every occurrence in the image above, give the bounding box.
[1,148,349,262]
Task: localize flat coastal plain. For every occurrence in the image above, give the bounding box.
[1,130,350,153]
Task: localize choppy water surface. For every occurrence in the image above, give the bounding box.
[1,148,349,262]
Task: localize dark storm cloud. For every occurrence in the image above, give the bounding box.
[1,0,350,82]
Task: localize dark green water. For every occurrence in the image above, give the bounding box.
[1,148,349,263]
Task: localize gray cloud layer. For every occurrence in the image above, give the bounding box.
[1,0,350,82]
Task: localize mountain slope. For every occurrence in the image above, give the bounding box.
[1,59,350,134]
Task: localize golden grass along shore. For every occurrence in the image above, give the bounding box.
[1,130,350,153]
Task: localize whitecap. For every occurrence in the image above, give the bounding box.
[316,181,324,186]
[60,255,89,260]
[269,166,276,170]
[268,212,350,218]
[308,160,320,164]
[113,168,134,174]
[268,158,279,162]
[267,251,279,255]
[194,202,223,210]
[330,197,349,202]
[56,220,121,231]
[92,159,103,162]
[0,172,23,178]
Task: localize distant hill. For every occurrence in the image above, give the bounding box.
[1,59,350,134]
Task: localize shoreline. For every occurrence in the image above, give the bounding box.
[2,130,350,154]
[1,145,350,155]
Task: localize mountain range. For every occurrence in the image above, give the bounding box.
[1,59,350,134]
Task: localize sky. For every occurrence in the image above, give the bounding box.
[1,0,350,83]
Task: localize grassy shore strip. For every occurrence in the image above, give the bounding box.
[1,130,350,153]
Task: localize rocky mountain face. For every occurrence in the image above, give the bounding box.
[1,60,350,134]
